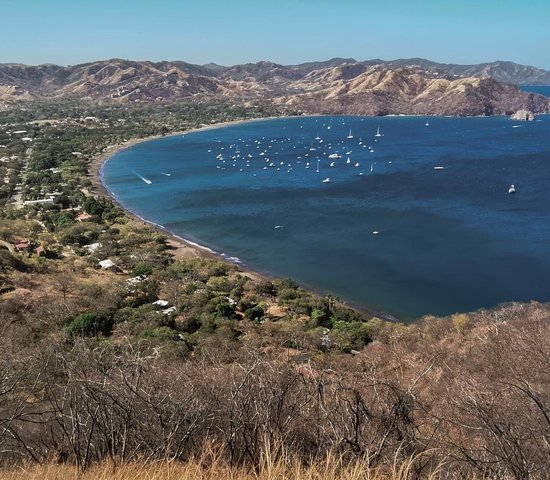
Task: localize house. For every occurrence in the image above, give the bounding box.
[83,242,100,253]
[153,299,170,308]
[98,259,116,270]
[23,198,54,206]
[14,238,30,251]
[76,213,93,222]
[162,306,177,315]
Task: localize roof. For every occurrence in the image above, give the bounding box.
[98,259,116,269]
[153,300,170,307]
[76,213,93,221]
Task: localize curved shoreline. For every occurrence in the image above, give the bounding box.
[90,117,286,282]
[89,116,398,321]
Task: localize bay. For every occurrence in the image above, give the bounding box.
[101,115,550,320]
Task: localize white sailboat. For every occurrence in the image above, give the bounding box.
[316,160,320,173]
[508,184,516,194]
[375,126,382,137]
[322,177,330,183]
[370,162,374,172]
[347,129,353,139]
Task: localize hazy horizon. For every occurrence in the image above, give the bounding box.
[2,0,550,70]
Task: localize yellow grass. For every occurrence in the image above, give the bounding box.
[0,449,459,480]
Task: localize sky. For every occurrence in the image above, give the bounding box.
[2,0,550,69]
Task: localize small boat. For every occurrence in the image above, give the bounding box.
[346,158,351,164]
[328,153,341,159]
[354,162,360,167]
[434,166,445,170]
[425,119,430,126]
[322,177,330,183]
[508,184,516,194]
[347,129,353,139]
[370,163,374,172]
[375,126,382,137]
[330,162,335,167]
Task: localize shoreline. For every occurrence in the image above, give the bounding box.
[88,115,395,322]
[89,117,283,285]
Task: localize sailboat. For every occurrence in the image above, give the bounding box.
[370,162,374,172]
[508,184,516,194]
[347,129,353,139]
[375,126,382,138]
[425,119,430,126]
[322,177,330,183]
[316,160,320,173]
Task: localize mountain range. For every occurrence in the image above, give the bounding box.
[1,57,549,116]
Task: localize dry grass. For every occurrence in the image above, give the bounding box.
[0,449,458,480]
[0,460,442,480]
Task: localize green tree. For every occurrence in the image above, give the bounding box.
[67,312,114,337]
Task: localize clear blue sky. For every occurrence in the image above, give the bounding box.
[2,0,549,69]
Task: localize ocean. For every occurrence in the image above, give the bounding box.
[521,85,550,96]
[101,114,550,320]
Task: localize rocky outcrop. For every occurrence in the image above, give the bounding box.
[510,109,536,121]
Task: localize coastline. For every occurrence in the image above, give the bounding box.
[88,115,393,321]
[89,117,283,285]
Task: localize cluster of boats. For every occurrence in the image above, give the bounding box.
[209,123,385,184]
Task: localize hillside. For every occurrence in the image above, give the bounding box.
[0,58,548,115]
[386,58,550,85]
[1,81,550,478]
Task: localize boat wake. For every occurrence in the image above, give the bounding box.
[132,171,152,184]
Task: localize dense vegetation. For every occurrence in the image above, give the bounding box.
[1,100,550,479]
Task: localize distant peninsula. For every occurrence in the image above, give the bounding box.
[0,57,549,116]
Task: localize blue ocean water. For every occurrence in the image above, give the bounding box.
[101,115,550,320]
[521,85,550,96]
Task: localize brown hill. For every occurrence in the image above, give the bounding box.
[0,59,548,115]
